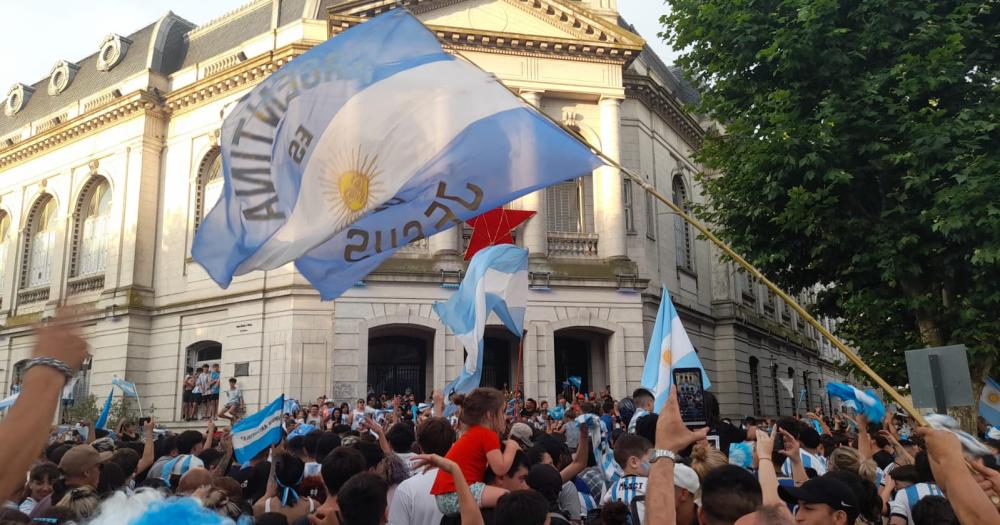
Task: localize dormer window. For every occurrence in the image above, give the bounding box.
[96,34,131,71]
[48,61,80,96]
[3,84,34,117]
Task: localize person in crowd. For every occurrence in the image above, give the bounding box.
[297,446,367,525]
[18,463,59,515]
[306,405,323,427]
[601,434,651,507]
[385,423,417,472]
[183,366,197,421]
[784,425,828,476]
[207,363,222,422]
[218,378,244,422]
[147,429,206,487]
[388,417,457,525]
[253,452,317,522]
[193,364,210,419]
[29,444,110,519]
[495,490,548,525]
[525,464,572,525]
[117,420,140,442]
[689,444,728,481]
[430,388,519,514]
[628,388,655,434]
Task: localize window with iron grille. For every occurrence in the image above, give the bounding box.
[622,179,635,234]
[21,195,56,289]
[771,364,781,416]
[71,178,111,277]
[672,174,693,270]
[750,356,761,416]
[194,149,223,231]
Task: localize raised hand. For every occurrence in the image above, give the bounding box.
[656,386,710,453]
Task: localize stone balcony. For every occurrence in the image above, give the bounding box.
[547,231,599,258]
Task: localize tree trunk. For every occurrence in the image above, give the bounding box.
[949,356,994,434]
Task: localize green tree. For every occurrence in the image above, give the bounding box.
[62,394,98,424]
[661,1,999,408]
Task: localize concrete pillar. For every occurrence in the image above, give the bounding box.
[595,96,626,259]
[429,227,459,257]
[518,90,548,258]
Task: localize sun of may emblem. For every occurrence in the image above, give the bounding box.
[661,347,672,365]
[989,392,1000,404]
[320,147,383,224]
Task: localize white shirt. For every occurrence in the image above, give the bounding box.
[225,388,243,405]
[351,407,375,430]
[781,449,828,476]
[890,482,944,525]
[387,467,442,525]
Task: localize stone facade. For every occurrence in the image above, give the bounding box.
[0,0,844,424]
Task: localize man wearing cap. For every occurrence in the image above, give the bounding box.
[672,463,700,525]
[778,475,859,525]
[29,444,110,518]
[509,422,534,450]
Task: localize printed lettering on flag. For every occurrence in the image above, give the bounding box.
[192,10,601,301]
[233,395,285,464]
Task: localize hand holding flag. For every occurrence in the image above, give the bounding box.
[641,286,711,413]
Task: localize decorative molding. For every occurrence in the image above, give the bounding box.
[4,84,34,117]
[35,113,68,133]
[329,16,641,64]
[624,74,704,148]
[82,89,123,113]
[96,34,132,72]
[48,61,80,96]
[202,52,248,78]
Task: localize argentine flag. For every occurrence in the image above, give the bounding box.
[233,395,285,464]
[0,392,19,411]
[434,245,528,415]
[192,9,601,300]
[979,377,1000,426]
[641,286,711,413]
[827,382,885,422]
[112,378,138,398]
[95,387,114,429]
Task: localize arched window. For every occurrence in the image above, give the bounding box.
[672,174,693,270]
[195,150,223,228]
[770,364,781,416]
[0,212,10,289]
[73,179,111,276]
[749,357,761,416]
[22,196,57,289]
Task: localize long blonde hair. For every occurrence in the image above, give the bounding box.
[829,446,879,485]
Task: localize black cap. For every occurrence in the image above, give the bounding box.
[526,464,562,503]
[779,475,859,523]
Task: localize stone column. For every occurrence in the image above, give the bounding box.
[595,96,626,259]
[518,90,548,258]
[429,226,459,257]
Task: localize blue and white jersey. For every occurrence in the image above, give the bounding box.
[889,482,944,525]
[601,475,647,507]
[781,449,828,477]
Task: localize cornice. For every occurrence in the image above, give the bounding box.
[624,73,704,149]
[0,90,163,170]
[329,16,642,64]
[164,43,312,116]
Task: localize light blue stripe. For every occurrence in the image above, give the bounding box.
[233,395,285,464]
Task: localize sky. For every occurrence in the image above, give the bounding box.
[0,0,679,95]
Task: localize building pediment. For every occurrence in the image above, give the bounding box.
[328,0,643,63]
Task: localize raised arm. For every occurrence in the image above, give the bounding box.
[561,421,589,483]
[916,428,1000,525]
[486,439,520,477]
[778,428,808,486]
[646,387,708,525]
[754,428,796,520]
[136,418,157,475]
[0,320,88,501]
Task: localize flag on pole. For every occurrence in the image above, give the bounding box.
[232,395,285,464]
[640,286,711,413]
[0,392,19,410]
[778,377,794,399]
[95,387,114,429]
[826,382,885,422]
[191,9,601,300]
[798,388,807,408]
[288,423,316,440]
[978,377,1000,427]
[112,378,139,398]
[434,245,528,416]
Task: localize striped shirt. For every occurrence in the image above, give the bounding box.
[781,449,828,477]
[601,475,647,507]
[889,482,944,525]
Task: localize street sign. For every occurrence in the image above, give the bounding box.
[905,345,973,412]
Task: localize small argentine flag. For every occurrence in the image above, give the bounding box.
[112,378,139,398]
[826,382,885,422]
[192,9,600,300]
[979,377,1000,427]
[640,286,711,413]
[434,245,528,415]
[233,395,285,464]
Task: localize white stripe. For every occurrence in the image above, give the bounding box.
[238,60,522,272]
[457,267,527,372]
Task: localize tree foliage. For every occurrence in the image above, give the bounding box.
[662,0,999,386]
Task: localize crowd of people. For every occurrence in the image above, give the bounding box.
[2,320,1000,525]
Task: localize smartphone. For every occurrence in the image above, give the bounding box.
[672,368,706,426]
[138,417,151,426]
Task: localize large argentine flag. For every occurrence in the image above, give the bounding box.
[434,245,528,415]
[192,9,601,300]
[233,395,285,464]
[641,286,711,413]
[979,377,1000,426]
[827,382,885,422]
[112,378,138,398]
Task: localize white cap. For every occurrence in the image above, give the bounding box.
[673,463,700,495]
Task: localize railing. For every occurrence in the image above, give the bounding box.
[547,232,599,257]
[17,287,49,305]
[67,274,105,296]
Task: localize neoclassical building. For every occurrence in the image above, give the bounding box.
[0,0,844,423]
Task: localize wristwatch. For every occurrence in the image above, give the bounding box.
[650,449,677,464]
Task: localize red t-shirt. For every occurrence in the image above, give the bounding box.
[430,425,501,495]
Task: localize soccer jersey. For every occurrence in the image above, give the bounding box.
[781,449,828,476]
[889,482,944,525]
[601,475,647,507]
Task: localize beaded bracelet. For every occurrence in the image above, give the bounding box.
[22,357,74,380]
